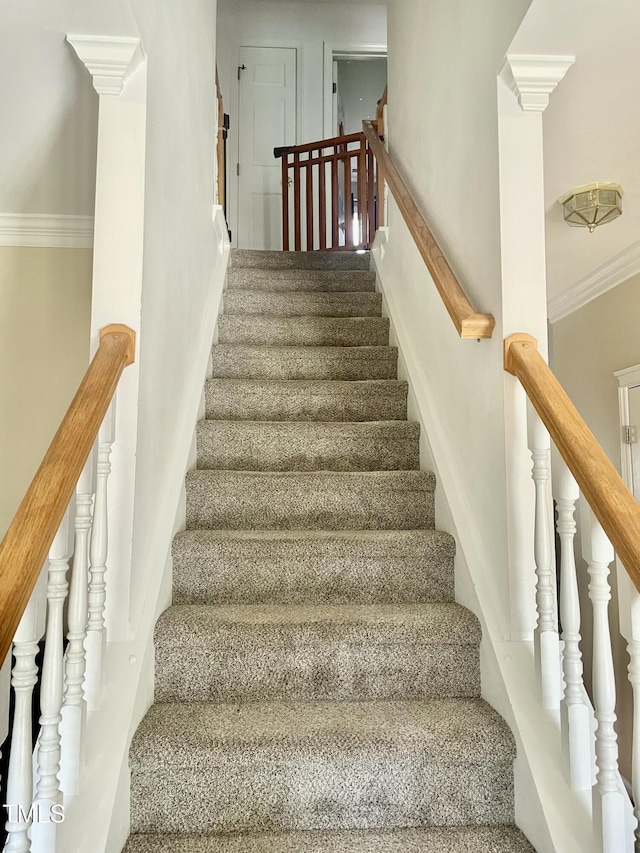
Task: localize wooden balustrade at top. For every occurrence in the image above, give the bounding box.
[275,131,377,253]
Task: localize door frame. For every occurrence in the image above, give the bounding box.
[615,362,640,492]
[322,42,387,139]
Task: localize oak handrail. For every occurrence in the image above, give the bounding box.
[505,333,640,593]
[362,120,495,340]
[0,324,136,662]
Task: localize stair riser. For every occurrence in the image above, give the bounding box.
[125,827,536,853]
[186,473,434,531]
[231,249,371,270]
[154,638,479,702]
[223,291,382,318]
[130,753,514,834]
[226,268,376,292]
[210,347,398,381]
[217,317,389,347]
[204,380,408,422]
[172,551,454,606]
[196,422,420,472]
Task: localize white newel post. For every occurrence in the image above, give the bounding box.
[530,414,561,710]
[498,55,574,641]
[555,460,591,791]
[628,638,640,847]
[4,568,47,853]
[31,513,73,851]
[588,516,631,853]
[84,407,115,711]
[67,34,146,643]
[60,454,95,795]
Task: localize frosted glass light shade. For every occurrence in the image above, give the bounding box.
[559,182,623,233]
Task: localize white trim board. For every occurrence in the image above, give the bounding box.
[0,214,94,249]
[548,237,640,323]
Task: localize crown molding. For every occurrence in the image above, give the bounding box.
[67,35,144,96]
[0,214,94,249]
[548,238,640,323]
[504,55,575,112]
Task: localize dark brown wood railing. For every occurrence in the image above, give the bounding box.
[0,324,135,662]
[275,132,377,252]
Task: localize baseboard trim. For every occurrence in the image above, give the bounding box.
[548,238,640,323]
[0,213,94,248]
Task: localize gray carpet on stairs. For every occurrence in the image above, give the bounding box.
[126,248,534,853]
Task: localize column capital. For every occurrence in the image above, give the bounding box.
[502,54,575,112]
[67,35,144,96]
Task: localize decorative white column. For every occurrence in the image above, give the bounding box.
[84,407,115,710]
[4,567,47,853]
[32,513,72,850]
[588,516,632,853]
[499,54,574,641]
[67,34,146,642]
[60,455,95,795]
[530,414,561,710]
[556,460,591,790]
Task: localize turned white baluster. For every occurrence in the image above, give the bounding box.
[85,406,114,710]
[0,652,10,787]
[556,461,592,791]
[530,414,561,709]
[4,567,47,853]
[32,512,72,850]
[59,455,95,796]
[627,639,640,847]
[589,516,631,853]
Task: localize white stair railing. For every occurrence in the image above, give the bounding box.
[506,333,639,853]
[0,325,134,853]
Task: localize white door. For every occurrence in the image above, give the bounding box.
[238,46,297,250]
[628,384,640,496]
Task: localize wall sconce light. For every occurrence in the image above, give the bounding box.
[559,182,623,232]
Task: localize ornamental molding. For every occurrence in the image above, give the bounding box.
[503,55,575,112]
[67,35,144,96]
[548,237,640,323]
[0,213,94,248]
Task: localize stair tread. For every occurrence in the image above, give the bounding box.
[125,826,534,853]
[230,249,371,270]
[156,602,481,644]
[196,420,420,472]
[204,378,408,421]
[173,527,453,550]
[226,267,377,292]
[210,345,398,381]
[218,316,389,346]
[130,698,515,767]
[224,290,382,317]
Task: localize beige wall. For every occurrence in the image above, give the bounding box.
[552,272,640,467]
[0,246,92,538]
[551,273,640,779]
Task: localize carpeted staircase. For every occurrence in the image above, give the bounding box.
[124,250,534,852]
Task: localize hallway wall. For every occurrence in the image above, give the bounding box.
[216,0,387,245]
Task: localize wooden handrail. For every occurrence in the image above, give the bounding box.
[0,324,136,662]
[362,120,495,340]
[505,334,640,593]
[274,131,365,158]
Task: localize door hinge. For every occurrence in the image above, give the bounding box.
[624,425,637,444]
[238,64,247,80]
[236,163,240,176]
[333,83,337,94]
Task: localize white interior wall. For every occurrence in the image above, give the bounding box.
[385,0,531,622]
[216,0,386,245]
